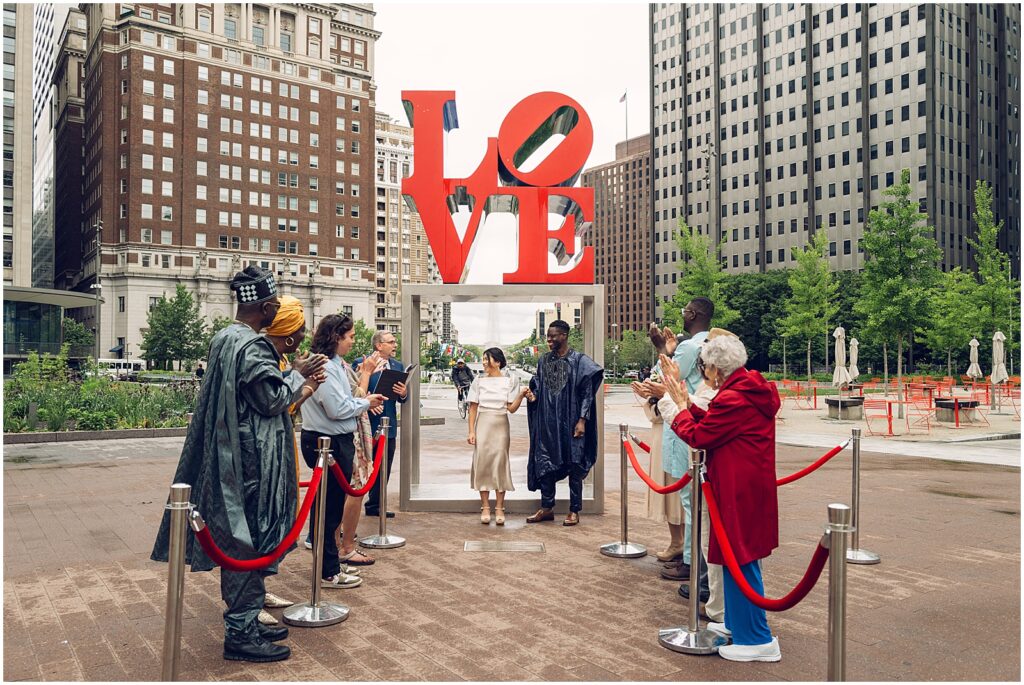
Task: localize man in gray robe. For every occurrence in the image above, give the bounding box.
[151,266,325,663]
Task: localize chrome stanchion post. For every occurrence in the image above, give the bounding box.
[161,484,190,681]
[658,449,727,655]
[360,417,405,549]
[284,437,349,627]
[827,503,852,681]
[601,424,647,558]
[845,428,880,564]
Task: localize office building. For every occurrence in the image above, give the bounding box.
[4,4,33,287]
[374,111,430,334]
[582,134,652,339]
[54,3,381,359]
[31,4,70,289]
[650,3,1021,321]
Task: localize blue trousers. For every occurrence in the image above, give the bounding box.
[722,560,773,646]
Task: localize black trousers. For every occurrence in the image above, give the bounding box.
[300,430,354,579]
[539,471,584,512]
[364,435,397,515]
[221,568,269,642]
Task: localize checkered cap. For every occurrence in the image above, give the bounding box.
[231,269,278,304]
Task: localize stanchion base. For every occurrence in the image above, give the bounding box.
[846,548,881,564]
[599,541,647,558]
[282,601,349,627]
[360,534,406,549]
[658,627,728,654]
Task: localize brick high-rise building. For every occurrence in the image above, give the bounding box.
[650,3,1021,321]
[582,135,652,339]
[56,3,381,360]
[374,111,429,335]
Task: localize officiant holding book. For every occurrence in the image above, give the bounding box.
[352,329,408,518]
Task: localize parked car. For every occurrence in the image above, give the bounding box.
[623,370,640,380]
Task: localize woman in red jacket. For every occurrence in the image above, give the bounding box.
[661,333,782,663]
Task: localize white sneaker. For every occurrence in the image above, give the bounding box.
[321,572,362,589]
[338,563,361,576]
[304,539,313,550]
[257,609,279,625]
[707,622,732,638]
[718,636,781,663]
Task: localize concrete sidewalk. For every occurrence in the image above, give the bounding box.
[3,409,1021,681]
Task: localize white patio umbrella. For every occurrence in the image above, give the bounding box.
[848,338,860,380]
[991,331,1009,384]
[966,337,983,379]
[832,326,852,387]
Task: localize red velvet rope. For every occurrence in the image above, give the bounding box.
[629,435,652,453]
[298,480,311,488]
[775,441,849,486]
[702,480,830,612]
[329,435,386,497]
[623,439,692,494]
[193,465,323,572]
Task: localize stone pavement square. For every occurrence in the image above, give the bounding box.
[3,411,1020,681]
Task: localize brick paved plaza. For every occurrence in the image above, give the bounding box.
[3,403,1020,681]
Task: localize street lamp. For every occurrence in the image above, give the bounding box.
[91,220,103,360]
[613,344,619,381]
[782,333,788,380]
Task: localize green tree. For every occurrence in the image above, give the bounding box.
[61,317,94,349]
[141,284,208,370]
[720,270,791,370]
[968,180,1021,367]
[341,319,375,363]
[779,231,839,380]
[664,220,738,332]
[204,315,235,354]
[921,268,979,378]
[855,169,942,416]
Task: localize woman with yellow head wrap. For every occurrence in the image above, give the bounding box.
[259,296,330,624]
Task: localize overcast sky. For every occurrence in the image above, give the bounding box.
[374,3,650,346]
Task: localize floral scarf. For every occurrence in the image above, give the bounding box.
[344,363,375,488]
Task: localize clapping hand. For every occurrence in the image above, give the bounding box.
[367,393,387,409]
[359,353,379,376]
[642,379,667,399]
[659,354,689,408]
[631,381,650,399]
[295,352,328,379]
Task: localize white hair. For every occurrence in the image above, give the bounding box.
[700,335,748,378]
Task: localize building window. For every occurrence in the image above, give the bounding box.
[252,26,265,46]
[224,18,237,40]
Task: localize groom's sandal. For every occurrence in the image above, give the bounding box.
[526,508,554,523]
[563,512,580,526]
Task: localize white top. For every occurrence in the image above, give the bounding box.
[467,374,520,411]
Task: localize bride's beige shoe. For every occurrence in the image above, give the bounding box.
[480,505,491,524]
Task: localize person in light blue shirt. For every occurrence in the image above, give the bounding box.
[658,298,714,584]
[299,314,385,588]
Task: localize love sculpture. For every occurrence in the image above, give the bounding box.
[401,91,595,285]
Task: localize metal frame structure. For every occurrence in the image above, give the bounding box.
[400,283,606,513]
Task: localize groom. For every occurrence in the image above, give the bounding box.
[525,320,604,526]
